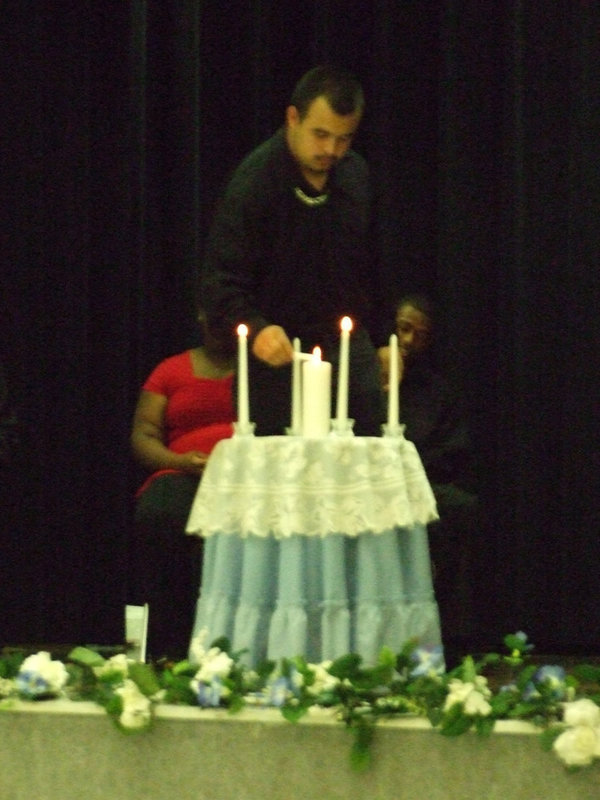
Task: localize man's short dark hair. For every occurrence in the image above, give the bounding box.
[290,65,365,120]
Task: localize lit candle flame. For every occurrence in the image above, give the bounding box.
[237,323,248,337]
[341,316,353,333]
[311,346,322,362]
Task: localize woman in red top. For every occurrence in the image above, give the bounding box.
[130,315,235,661]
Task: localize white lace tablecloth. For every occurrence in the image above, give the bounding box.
[186,434,442,666]
[185,434,438,539]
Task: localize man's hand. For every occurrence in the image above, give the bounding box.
[252,325,294,366]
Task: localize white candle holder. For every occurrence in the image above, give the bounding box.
[330,418,355,437]
[381,422,405,439]
[233,421,256,437]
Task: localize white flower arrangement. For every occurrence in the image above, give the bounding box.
[2,630,600,772]
[15,651,69,698]
[93,653,130,680]
[305,660,340,696]
[552,699,600,767]
[443,676,492,717]
[114,679,153,731]
[190,630,235,685]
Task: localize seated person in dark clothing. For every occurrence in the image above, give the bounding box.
[380,294,478,657]
[130,313,235,662]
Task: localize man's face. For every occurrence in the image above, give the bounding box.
[396,304,432,360]
[286,96,362,182]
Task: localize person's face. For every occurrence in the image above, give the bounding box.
[286,96,362,182]
[396,304,432,360]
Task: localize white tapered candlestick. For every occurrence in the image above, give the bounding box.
[336,316,353,424]
[388,333,399,428]
[291,337,302,432]
[236,323,249,427]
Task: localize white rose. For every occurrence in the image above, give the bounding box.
[115,679,152,730]
[444,679,473,708]
[307,662,339,696]
[20,651,69,693]
[93,653,131,679]
[444,678,491,716]
[553,725,600,767]
[563,698,600,728]
[194,648,234,683]
[119,706,151,730]
[463,690,492,717]
[189,628,210,664]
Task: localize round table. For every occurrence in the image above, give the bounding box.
[185,433,442,666]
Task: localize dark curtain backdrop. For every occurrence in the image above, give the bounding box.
[1,1,598,651]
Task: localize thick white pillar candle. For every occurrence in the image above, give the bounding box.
[302,347,331,438]
[336,316,353,423]
[291,337,302,432]
[387,333,399,428]
[236,323,249,426]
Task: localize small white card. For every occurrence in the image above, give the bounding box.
[125,603,149,662]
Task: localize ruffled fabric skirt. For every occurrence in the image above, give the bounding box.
[190,524,441,666]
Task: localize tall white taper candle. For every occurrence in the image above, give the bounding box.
[387,333,399,428]
[336,316,353,423]
[236,323,249,426]
[291,337,302,432]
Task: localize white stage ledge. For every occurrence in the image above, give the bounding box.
[2,701,599,800]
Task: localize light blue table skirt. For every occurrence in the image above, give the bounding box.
[187,435,442,666]
[190,525,441,666]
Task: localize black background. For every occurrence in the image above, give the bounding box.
[1,1,599,653]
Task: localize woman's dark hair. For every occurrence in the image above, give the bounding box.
[396,293,436,325]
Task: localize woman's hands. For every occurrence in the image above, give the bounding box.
[131,390,209,475]
[173,450,209,476]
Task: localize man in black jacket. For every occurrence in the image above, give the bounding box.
[201,65,386,436]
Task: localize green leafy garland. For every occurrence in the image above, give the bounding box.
[2,632,600,771]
